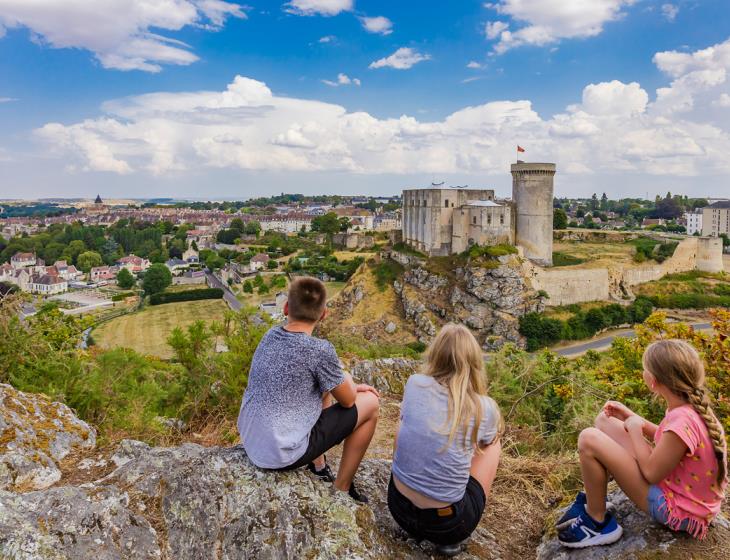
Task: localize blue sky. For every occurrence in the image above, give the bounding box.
[1,0,730,200]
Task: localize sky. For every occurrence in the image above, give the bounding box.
[1,0,730,201]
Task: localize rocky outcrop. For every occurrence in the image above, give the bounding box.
[537,489,730,560]
[396,256,544,350]
[394,281,438,343]
[1,439,501,560]
[349,357,420,395]
[0,383,95,491]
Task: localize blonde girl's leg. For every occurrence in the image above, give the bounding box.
[594,412,637,459]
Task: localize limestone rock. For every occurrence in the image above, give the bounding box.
[0,440,500,560]
[537,489,730,560]
[349,357,420,394]
[0,383,95,491]
[384,321,397,334]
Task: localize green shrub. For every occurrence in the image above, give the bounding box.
[372,259,404,291]
[714,283,730,296]
[552,252,586,267]
[149,288,223,305]
[647,293,730,309]
[111,291,136,302]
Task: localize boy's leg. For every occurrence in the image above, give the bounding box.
[577,427,651,521]
[334,391,380,492]
[594,412,636,458]
[312,392,333,470]
[470,439,501,498]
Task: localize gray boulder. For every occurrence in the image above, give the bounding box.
[349,357,420,395]
[0,440,501,560]
[537,489,730,560]
[0,383,96,491]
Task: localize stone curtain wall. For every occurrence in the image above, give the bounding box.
[523,237,726,306]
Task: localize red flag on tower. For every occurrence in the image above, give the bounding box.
[517,145,525,153]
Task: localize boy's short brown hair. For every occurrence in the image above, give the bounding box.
[287,277,328,323]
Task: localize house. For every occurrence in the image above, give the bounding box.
[52,260,82,281]
[642,218,666,228]
[186,229,214,248]
[90,265,119,283]
[11,252,36,269]
[0,263,13,283]
[259,292,287,320]
[250,253,270,271]
[183,245,199,263]
[116,254,150,274]
[165,258,188,272]
[29,274,68,295]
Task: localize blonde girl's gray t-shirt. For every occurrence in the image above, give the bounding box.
[237,326,345,469]
[392,374,500,503]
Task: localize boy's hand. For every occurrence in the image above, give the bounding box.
[355,384,380,397]
[603,400,633,421]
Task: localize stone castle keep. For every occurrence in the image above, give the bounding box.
[402,162,556,266]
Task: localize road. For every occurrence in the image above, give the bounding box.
[555,322,712,358]
[206,271,242,311]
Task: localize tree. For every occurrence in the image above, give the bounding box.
[600,192,609,211]
[311,212,340,236]
[67,240,87,262]
[590,193,599,211]
[339,217,351,232]
[143,263,172,295]
[116,267,136,289]
[553,208,568,230]
[244,221,261,236]
[230,218,245,232]
[267,260,278,270]
[77,251,103,273]
[243,280,253,293]
[720,234,729,248]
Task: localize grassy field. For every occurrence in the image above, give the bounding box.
[93,300,228,359]
[551,240,636,268]
[333,250,376,260]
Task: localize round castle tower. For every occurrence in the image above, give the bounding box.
[696,236,724,273]
[511,162,556,266]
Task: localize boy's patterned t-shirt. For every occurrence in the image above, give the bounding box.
[654,404,727,538]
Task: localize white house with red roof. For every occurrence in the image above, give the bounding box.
[90,265,120,283]
[11,252,37,269]
[116,254,150,274]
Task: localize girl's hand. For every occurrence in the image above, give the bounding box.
[624,415,645,434]
[603,400,633,421]
[355,384,380,398]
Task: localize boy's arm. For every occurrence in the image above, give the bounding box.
[331,372,357,408]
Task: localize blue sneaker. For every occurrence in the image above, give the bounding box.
[556,492,587,530]
[558,511,623,548]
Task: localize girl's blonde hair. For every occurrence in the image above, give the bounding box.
[643,339,727,484]
[424,323,502,450]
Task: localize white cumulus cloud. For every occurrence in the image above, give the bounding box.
[485,0,634,54]
[467,61,485,69]
[0,0,246,72]
[322,73,360,87]
[33,38,730,182]
[285,0,353,16]
[369,47,431,70]
[360,15,393,35]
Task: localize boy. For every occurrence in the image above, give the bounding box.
[237,277,380,502]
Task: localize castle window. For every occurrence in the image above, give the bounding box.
[444,199,449,208]
[487,214,492,225]
[500,213,505,224]
[472,216,477,225]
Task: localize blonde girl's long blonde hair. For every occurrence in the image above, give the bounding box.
[644,339,728,485]
[424,323,502,451]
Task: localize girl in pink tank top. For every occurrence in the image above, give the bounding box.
[558,339,727,549]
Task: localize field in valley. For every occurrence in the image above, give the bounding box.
[93,299,228,359]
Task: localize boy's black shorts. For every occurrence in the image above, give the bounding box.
[387,474,487,545]
[276,403,358,471]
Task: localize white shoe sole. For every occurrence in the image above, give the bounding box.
[559,525,623,548]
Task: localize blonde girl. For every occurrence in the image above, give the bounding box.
[558,339,727,548]
[388,324,503,557]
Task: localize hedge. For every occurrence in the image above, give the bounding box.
[519,297,654,351]
[111,291,137,302]
[647,293,730,309]
[149,288,224,305]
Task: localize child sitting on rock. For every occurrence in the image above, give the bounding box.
[237,277,380,502]
[559,339,728,548]
[388,324,503,557]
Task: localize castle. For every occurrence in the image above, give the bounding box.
[402,162,556,266]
